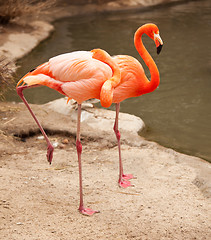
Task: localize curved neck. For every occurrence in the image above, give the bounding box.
[134,25,160,93]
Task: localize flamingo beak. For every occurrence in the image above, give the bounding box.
[154,32,163,54]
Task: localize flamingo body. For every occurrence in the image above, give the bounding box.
[22,51,113,104]
[112,55,147,103]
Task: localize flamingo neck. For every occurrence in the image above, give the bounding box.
[91,49,120,87]
[134,25,160,93]
[91,48,121,107]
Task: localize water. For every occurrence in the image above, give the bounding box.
[5,0,211,162]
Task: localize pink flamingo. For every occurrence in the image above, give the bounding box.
[17,48,121,216]
[16,23,163,216]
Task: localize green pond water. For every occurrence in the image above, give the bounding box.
[5,0,211,162]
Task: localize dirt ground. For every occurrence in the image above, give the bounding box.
[0,100,210,240]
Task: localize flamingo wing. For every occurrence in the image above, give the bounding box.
[49,51,112,82]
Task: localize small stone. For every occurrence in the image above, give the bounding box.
[37,136,44,140]
[62,138,69,144]
[52,142,59,148]
[16,222,23,225]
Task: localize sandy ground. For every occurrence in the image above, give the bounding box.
[0,100,211,240]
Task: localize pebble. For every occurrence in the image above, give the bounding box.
[52,142,59,147]
[16,222,23,225]
[62,138,69,144]
[37,136,44,140]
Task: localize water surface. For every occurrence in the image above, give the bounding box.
[6,0,211,162]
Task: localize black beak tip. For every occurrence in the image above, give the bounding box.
[157,44,163,54]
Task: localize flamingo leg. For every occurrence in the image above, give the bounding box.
[114,103,134,188]
[16,85,54,164]
[76,104,99,216]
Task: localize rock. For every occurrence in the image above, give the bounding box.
[0,21,54,62]
[62,138,69,144]
[45,97,145,136]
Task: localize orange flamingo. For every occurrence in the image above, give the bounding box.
[16,23,163,216]
[111,23,163,188]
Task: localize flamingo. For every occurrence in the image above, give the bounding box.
[16,23,163,216]
[111,23,163,188]
[16,48,121,216]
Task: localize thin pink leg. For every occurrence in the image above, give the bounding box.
[114,103,134,188]
[76,104,99,216]
[16,85,54,164]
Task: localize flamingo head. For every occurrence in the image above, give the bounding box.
[145,23,163,54]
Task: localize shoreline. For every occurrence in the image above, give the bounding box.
[0,0,185,65]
